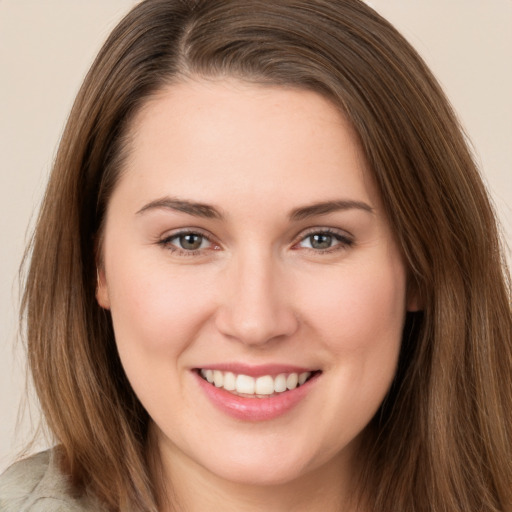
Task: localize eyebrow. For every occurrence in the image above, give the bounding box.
[289,200,373,221]
[136,196,373,221]
[136,197,224,219]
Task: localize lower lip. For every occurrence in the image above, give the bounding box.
[194,371,319,421]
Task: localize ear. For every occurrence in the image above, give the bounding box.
[406,278,423,312]
[96,267,111,310]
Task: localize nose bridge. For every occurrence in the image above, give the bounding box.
[215,245,297,345]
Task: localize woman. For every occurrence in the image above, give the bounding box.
[1,0,511,510]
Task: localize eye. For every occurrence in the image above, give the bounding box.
[296,229,353,252]
[175,233,208,251]
[159,230,216,254]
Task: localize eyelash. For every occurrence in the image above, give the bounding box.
[157,228,354,256]
[158,229,217,257]
[293,228,354,254]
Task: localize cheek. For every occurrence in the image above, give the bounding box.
[296,258,407,441]
[104,254,220,413]
[105,254,217,357]
[299,257,407,356]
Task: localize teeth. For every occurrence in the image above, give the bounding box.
[236,374,255,394]
[223,371,236,391]
[255,375,274,395]
[286,373,298,390]
[199,369,313,396]
[213,370,223,387]
[298,372,309,385]
[274,374,287,393]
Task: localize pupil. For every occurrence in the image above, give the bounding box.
[311,234,332,249]
[180,234,202,250]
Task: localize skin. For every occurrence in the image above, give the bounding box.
[97,79,418,511]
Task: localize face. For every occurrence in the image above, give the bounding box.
[97,80,415,489]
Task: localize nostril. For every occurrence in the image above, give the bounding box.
[215,306,299,347]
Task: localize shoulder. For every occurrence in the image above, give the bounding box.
[0,449,103,512]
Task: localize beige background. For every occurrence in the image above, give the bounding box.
[1,1,511,472]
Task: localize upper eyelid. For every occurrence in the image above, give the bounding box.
[294,226,354,241]
[159,227,214,241]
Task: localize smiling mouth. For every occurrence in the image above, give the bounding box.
[197,369,320,398]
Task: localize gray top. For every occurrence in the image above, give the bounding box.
[0,450,103,511]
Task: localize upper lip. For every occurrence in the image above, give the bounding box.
[194,363,319,377]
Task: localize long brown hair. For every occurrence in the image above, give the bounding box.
[22,1,512,510]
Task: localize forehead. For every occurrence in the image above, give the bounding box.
[112,79,379,215]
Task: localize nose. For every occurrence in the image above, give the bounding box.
[214,249,299,347]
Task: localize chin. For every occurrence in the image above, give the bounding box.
[203,456,311,487]
[193,436,345,488]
